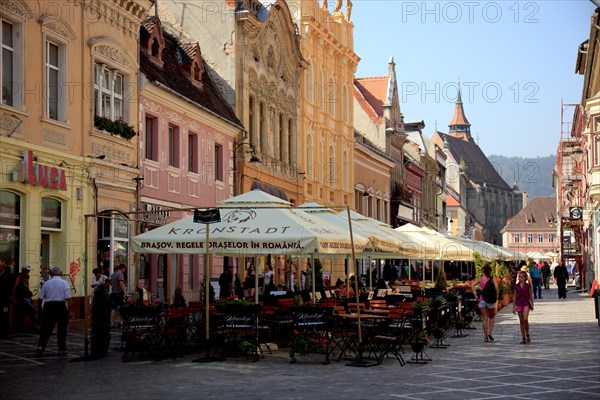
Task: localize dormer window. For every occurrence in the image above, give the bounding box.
[193,63,201,81]
[142,17,165,67]
[151,38,159,57]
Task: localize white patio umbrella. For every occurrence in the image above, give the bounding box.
[132,190,368,257]
[396,224,474,261]
[131,190,369,354]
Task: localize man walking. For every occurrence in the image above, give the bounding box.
[36,266,72,356]
[541,262,551,290]
[110,263,127,328]
[554,261,569,299]
[530,261,543,299]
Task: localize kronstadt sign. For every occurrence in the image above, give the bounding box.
[18,150,67,191]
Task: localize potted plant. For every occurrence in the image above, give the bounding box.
[222,332,256,356]
[498,280,513,306]
[410,329,430,353]
[290,328,332,358]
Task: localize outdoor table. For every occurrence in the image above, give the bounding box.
[337,313,388,367]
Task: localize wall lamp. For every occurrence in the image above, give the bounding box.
[354,182,371,197]
[233,141,261,195]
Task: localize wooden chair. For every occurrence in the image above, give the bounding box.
[160,307,188,357]
[370,307,408,366]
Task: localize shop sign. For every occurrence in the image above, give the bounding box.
[18,150,67,191]
[569,207,582,220]
[193,208,221,224]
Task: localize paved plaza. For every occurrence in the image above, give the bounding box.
[0,287,598,400]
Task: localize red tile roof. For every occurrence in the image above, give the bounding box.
[139,20,241,128]
[446,193,460,207]
[503,196,556,230]
[354,77,388,117]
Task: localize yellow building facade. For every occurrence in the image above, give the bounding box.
[298,0,359,208]
[0,0,152,320]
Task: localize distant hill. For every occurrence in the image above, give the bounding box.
[487,154,556,199]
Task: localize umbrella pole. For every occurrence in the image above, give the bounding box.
[193,224,223,362]
[311,253,316,303]
[346,206,374,367]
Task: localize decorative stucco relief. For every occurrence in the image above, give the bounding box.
[91,142,130,163]
[42,128,67,146]
[0,114,24,138]
[142,99,162,114]
[93,44,133,70]
[1,0,33,23]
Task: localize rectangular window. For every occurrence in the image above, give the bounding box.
[537,233,544,243]
[548,233,554,243]
[188,133,198,173]
[1,20,16,107]
[214,143,223,182]
[168,125,180,168]
[94,63,124,120]
[145,116,158,161]
[514,233,520,243]
[527,233,533,243]
[595,135,600,167]
[46,40,65,121]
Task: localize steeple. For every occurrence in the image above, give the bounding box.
[448,86,472,140]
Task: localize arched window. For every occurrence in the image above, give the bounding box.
[328,77,336,116]
[319,68,324,109]
[306,64,314,102]
[328,145,336,187]
[342,85,349,122]
[151,38,159,57]
[343,150,349,190]
[307,134,314,180]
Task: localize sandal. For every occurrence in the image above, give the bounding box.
[484,337,489,342]
[520,338,526,344]
[526,335,531,343]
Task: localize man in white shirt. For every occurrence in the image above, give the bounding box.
[36,265,72,356]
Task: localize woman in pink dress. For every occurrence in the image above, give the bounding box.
[512,271,534,344]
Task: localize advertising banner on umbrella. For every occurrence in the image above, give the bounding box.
[132,191,368,257]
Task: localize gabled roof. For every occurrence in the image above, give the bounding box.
[139,20,241,128]
[353,82,383,124]
[437,132,512,191]
[354,77,388,117]
[503,196,556,231]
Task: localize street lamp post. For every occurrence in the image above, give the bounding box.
[232,140,260,196]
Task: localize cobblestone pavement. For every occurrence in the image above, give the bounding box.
[1,287,598,400]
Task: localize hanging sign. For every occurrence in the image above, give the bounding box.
[193,208,221,224]
[569,207,582,220]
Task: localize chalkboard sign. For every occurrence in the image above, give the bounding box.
[124,315,157,330]
[292,307,333,329]
[121,307,160,331]
[222,314,255,329]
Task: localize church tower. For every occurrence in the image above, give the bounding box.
[448,88,472,141]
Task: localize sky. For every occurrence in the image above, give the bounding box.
[350,0,592,158]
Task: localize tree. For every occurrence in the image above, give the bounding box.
[434,262,447,290]
[474,252,486,279]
